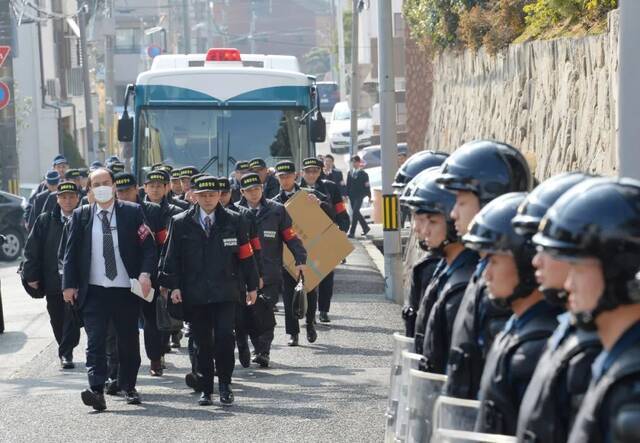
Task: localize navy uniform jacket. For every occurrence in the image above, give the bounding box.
[61,201,158,309]
[263,174,280,200]
[346,169,371,201]
[322,168,346,197]
[28,190,57,230]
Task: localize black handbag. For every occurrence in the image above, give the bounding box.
[247,294,276,336]
[156,293,183,332]
[291,273,307,320]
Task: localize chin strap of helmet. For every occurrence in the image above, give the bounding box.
[541,287,569,307]
[490,245,538,309]
[430,220,459,257]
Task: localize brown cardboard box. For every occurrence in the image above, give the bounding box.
[283,190,354,291]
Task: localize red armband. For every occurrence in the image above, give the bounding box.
[238,242,254,259]
[250,236,262,251]
[281,227,296,241]
[335,201,347,214]
[156,228,168,245]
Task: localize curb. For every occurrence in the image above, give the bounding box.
[361,239,385,277]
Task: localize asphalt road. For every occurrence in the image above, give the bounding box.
[0,241,401,442]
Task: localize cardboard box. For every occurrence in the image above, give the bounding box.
[283,190,354,291]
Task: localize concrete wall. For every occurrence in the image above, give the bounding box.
[424,12,619,179]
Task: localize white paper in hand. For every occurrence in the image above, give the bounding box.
[130,278,154,303]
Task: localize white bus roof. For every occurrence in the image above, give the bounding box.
[150,53,302,73]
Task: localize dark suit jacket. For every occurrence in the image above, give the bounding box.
[62,200,158,308]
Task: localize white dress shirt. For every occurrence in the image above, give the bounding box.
[89,202,131,288]
[199,207,215,232]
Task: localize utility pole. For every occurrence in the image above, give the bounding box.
[336,0,346,100]
[617,0,640,180]
[378,0,402,302]
[0,0,18,194]
[349,0,359,158]
[182,0,191,53]
[78,2,95,157]
[249,8,257,53]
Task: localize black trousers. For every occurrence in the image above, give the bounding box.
[318,271,335,313]
[83,286,141,393]
[349,197,369,236]
[141,296,166,361]
[191,302,236,394]
[237,283,278,356]
[282,272,317,335]
[45,293,80,359]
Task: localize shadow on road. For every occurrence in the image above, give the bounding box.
[0,331,27,355]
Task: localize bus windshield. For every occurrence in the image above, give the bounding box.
[136,107,307,177]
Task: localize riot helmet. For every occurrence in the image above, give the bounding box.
[534,178,640,330]
[436,140,532,205]
[393,150,449,190]
[464,192,537,307]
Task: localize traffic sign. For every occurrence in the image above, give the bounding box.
[147,45,162,58]
[0,46,10,67]
[0,81,10,110]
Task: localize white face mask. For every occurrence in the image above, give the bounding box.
[93,186,114,203]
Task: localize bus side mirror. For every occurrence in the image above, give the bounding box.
[310,111,326,143]
[118,111,134,142]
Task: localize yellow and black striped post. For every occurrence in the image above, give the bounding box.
[382,194,399,231]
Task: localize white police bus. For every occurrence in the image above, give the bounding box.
[118,48,325,179]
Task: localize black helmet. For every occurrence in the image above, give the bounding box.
[436,140,532,205]
[404,167,457,252]
[393,150,449,189]
[464,192,536,307]
[399,167,437,208]
[513,172,593,237]
[534,178,640,329]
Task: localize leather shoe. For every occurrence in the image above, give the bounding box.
[185,372,202,392]
[306,322,318,343]
[219,383,234,405]
[60,356,75,369]
[287,334,299,346]
[105,379,119,396]
[150,359,163,376]
[238,345,251,368]
[319,312,331,323]
[254,353,270,368]
[125,389,141,405]
[81,389,106,411]
[171,331,183,348]
[198,393,213,406]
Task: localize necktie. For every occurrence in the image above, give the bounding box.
[100,210,117,280]
[251,208,259,217]
[204,215,212,235]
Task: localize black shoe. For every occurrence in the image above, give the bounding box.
[198,393,213,406]
[254,353,270,368]
[150,359,163,377]
[306,323,318,343]
[60,356,75,369]
[105,379,120,396]
[171,331,183,348]
[238,346,251,368]
[185,372,202,392]
[287,334,299,346]
[125,389,141,405]
[81,389,107,411]
[347,233,355,239]
[363,227,371,236]
[319,312,331,323]
[219,383,234,405]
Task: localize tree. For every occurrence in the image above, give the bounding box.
[303,47,332,76]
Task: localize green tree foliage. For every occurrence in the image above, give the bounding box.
[303,47,331,77]
[62,132,87,169]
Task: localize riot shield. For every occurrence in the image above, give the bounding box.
[406,369,447,443]
[433,396,481,435]
[385,333,415,442]
[395,351,427,442]
[431,428,517,443]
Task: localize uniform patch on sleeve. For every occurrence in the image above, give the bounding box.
[223,238,238,247]
[263,230,277,239]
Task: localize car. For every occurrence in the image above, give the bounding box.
[358,143,409,169]
[0,191,27,261]
[328,101,373,154]
[317,81,340,113]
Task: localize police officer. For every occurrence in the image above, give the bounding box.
[249,157,280,200]
[178,166,200,203]
[23,181,81,369]
[525,178,640,443]
[300,157,349,323]
[514,173,601,443]
[346,155,371,238]
[436,140,532,400]
[114,173,167,377]
[231,161,251,203]
[463,192,561,435]
[27,171,61,230]
[218,176,264,368]
[272,160,330,346]
[321,154,346,197]
[160,175,259,407]
[108,161,126,174]
[237,172,306,366]
[169,168,186,205]
[404,169,479,372]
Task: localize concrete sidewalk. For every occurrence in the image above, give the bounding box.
[0,241,402,442]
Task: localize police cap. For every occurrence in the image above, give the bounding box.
[302,157,323,170]
[171,169,182,180]
[57,181,80,195]
[145,170,170,184]
[46,170,61,185]
[64,168,82,180]
[241,173,262,190]
[249,158,267,170]
[114,172,137,190]
[108,162,126,174]
[179,166,199,178]
[275,160,296,176]
[190,173,205,186]
[193,175,220,193]
[218,177,231,192]
[78,168,89,178]
[236,161,251,171]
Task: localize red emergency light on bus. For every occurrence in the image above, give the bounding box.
[205,48,241,62]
